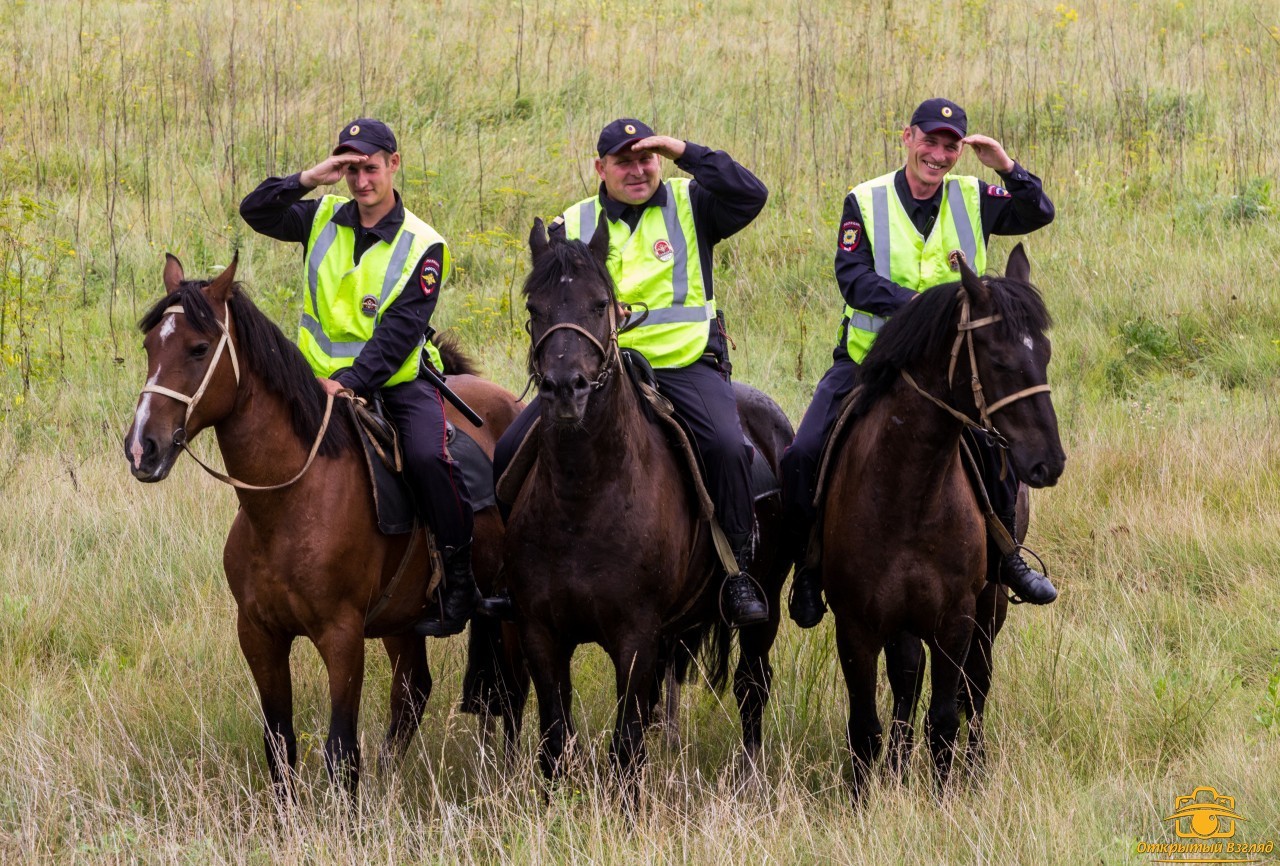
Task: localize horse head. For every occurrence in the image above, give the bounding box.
[524,216,620,427]
[124,253,242,481]
[952,245,1066,488]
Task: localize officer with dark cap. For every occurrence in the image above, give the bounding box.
[782,97,1058,628]
[491,118,772,627]
[239,117,489,638]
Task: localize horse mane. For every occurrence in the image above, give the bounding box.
[850,275,1053,418]
[522,235,617,302]
[138,280,351,456]
[432,330,480,376]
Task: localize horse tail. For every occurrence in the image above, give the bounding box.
[431,331,480,376]
[669,617,732,694]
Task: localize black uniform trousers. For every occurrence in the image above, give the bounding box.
[494,357,755,549]
[382,377,474,552]
[780,355,1017,536]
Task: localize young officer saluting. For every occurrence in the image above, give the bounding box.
[239,118,483,637]
[782,98,1058,628]
[493,118,771,627]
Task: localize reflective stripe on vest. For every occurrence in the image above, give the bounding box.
[841,173,985,363]
[299,195,448,382]
[564,179,713,368]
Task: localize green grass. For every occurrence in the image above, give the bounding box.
[2,0,1280,861]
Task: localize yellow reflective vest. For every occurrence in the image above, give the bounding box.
[562,179,714,369]
[299,195,449,385]
[842,172,985,363]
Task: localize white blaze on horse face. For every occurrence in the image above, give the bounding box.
[159,313,177,344]
[128,368,162,468]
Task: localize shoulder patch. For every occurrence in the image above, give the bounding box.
[839,220,862,253]
[986,184,1011,198]
[420,258,441,297]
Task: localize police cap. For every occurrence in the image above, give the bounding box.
[596,118,656,157]
[333,118,398,156]
[909,98,967,138]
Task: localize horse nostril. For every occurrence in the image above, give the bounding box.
[1028,463,1048,486]
[571,373,590,393]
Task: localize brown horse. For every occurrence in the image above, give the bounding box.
[504,221,793,785]
[822,245,1064,801]
[123,254,527,799]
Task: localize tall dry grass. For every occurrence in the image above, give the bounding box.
[2,0,1279,862]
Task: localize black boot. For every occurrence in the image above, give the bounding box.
[415,543,481,637]
[999,552,1058,605]
[788,564,827,628]
[722,540,768,627]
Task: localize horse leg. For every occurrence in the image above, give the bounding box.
[835,622,882,804]
[379,635,432,771]
[521,623,574,782]
[313,622,367,799]
[609,636,659,791]
[884,630,926,782]
[462,616,527,767]
[925,617,975,797]
[960,585,1008,775]
[733,614,779,769]
[237,615,296,803]
[662,665,680,751]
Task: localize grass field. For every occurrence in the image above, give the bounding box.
[2,0,1279,862]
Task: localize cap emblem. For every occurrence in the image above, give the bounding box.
[940,106,953,118]
[349,124,360,136]
[624,124,636,134]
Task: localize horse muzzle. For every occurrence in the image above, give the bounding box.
[1011,447,1065,489]
[538,370,594,426]
[124,427,182,482]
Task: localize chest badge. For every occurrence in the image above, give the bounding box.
[360,294,379,316]
[653,238,674,262]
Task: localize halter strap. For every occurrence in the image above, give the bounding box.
[529,302,621,391]
[909,284,1052,442]
[140,301,333,491]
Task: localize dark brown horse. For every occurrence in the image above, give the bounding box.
[123,254,526,798]
[504,221,793,785]
[822,245,1064,801]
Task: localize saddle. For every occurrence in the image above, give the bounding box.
[494,351,779,582]
[346,395,497,535]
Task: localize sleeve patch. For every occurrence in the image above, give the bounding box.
[420,258,441,297]
[839,220,862,252]
[986,184,1011,198]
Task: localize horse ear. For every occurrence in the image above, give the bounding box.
[955,251,984,296]
[206,250,239,303]
[529,217,549,264]
[163,253,185,295]
[1006,243,1031,284]
[587,211,610,267]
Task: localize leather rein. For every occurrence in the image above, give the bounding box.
[141,303,335,492]
[901,287,1051,445]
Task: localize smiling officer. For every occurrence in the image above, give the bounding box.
[781,97,1058,627]
[239,117,485,638]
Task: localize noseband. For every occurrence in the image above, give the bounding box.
[529,301,621,392]
[140,302,334,491]
[902,285,1052,443]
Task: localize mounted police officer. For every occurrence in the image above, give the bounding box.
[239,117,484,637]
[492,118,771,627]
[782,98,1059,628]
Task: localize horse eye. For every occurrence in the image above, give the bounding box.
[190,342,210,359]
[593,301,608,315]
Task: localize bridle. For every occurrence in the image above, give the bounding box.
[528,300,621,393]
[140,302,334,491]
[901,284,1051,444]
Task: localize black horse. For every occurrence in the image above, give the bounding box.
[503,219,793,786]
